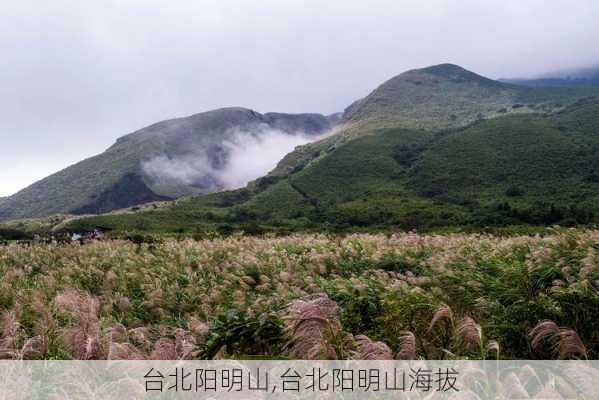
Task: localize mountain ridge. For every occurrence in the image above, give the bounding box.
[4,63,599,229]
[64,95,599,234]
[0,107,335,221]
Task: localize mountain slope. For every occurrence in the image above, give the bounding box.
[339,63,595,135]
[343,64,521,132]
[62,65,599,233]
[0,108,334,221]
[268,64,599,181]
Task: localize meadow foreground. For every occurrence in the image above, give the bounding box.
[0,230,597,360]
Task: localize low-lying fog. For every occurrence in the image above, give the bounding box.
[142,128,327,192]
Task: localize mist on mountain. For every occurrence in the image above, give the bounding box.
[141,127,327,192]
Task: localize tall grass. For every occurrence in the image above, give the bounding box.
[0,230,596,359]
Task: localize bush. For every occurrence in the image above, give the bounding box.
[0,228,32,241]
[203,310,285,358]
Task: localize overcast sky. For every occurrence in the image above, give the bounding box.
[1,0,598,196]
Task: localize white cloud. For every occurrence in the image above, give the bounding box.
[218,129,314,189]
[142,128,324,192]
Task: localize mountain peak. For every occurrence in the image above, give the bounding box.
[398,63,501,87]
[343,64,514,131]
[420,63,471,75]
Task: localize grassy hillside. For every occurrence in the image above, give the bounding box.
[344,64,518,132]
[0,108,333,221]
[411,115,599,205]
[268,65,599,183]
[342,64,598,135]
[57,97,599,235]
[6,64,599,235]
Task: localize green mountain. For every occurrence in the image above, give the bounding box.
[344,63,520,132]
[59,64,599,234]
[0,108,335,221]
[339,64,599,133]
